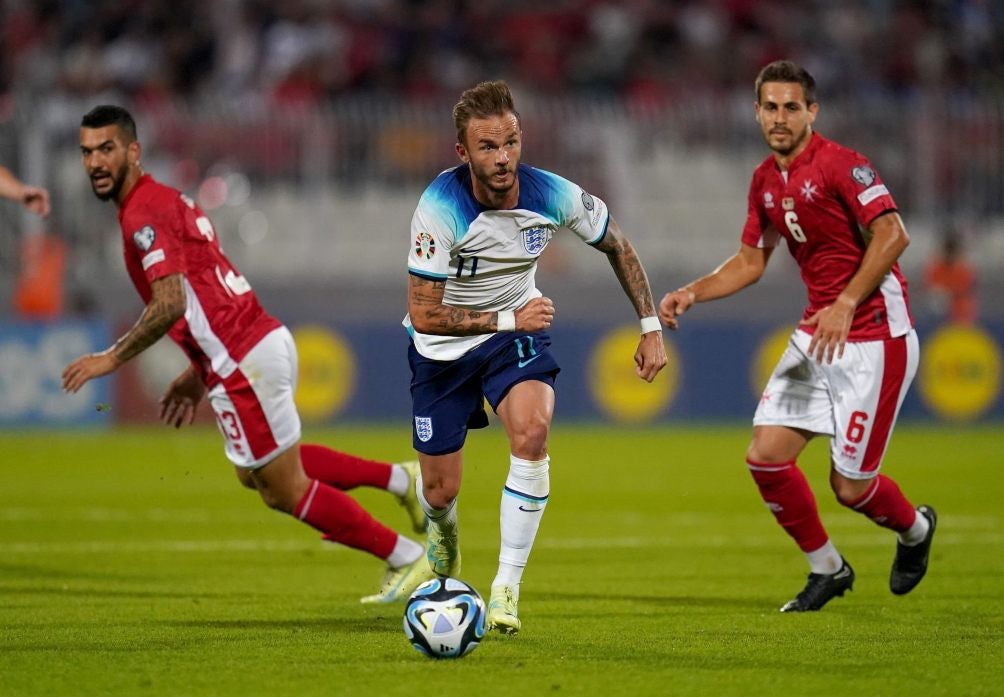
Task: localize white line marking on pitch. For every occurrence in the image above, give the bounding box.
[0,532,993,555]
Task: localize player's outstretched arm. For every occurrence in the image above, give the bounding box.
[592,217,667,381]
[408,274,553,335]
[658,289,695,330]
[20,185,50,217]
[592,217,659,320]
[0,165,50,217]
[659,243,772,329]
[62,273,186,393]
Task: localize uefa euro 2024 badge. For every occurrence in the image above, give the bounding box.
[415,231,436,259]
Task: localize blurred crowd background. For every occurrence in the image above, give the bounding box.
[1,0,1002,324]
[4,0,1002,104]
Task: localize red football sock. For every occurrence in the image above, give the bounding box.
[747,460,829,553]
[294,480,397,559]
[845,474,917,532]
[300,443,392,491]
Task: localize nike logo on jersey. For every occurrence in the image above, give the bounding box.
[517,354,542,368]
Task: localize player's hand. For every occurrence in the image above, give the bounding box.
[658,289,695,330]
[800,298,854,363]
[515,296,555,332]
[159,367,206,428]
[635,331,667,382]
[22,185,51,217]
[62,352,118,393]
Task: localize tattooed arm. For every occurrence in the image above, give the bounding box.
[407,274,554,336]
[111,273,187,364]
[62,273,186,393]
[593,216,667,382]
[593,217,659,320]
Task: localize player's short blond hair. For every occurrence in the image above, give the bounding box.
[453,80,521,145]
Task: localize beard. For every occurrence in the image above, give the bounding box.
[90,162,129,201]
[471,160,517,196]
[768,125,810,156]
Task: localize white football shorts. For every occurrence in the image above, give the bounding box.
[753,328,919,479]
[206,325,302,469]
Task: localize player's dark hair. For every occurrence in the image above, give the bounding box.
[755,60,817,105]
[453,80,520,145]
[81,105,138,142]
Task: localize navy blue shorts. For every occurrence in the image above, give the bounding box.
[409,332,560,455]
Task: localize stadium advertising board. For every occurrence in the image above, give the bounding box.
[1,319,1000,427]
[0,320,111,427]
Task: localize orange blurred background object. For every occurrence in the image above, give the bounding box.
[13,232,65,319]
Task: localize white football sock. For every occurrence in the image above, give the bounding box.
[386,535,424,568]
[898,509,931,546]
[805,539,844,574]
[386,464,409,497]
[493,454,549,587]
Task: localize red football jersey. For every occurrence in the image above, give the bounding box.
[118,175,281,387]
[741,133,913,341]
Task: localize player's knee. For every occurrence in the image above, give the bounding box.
[745,442,782,465]
[249,471,307,514]
[830,474,871,507]
[832,486,859,507]
[257,487,292,512]
[235,468,258,491]
[509,420,550,460]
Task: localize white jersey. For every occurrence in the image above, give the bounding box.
[405,163,610,360]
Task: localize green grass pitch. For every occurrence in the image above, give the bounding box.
[2,424,1001,696]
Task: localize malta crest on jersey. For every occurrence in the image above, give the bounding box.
[521,225,551,255]
[415,416,433,443]
[132,225,156,252]
[415,231,436,259]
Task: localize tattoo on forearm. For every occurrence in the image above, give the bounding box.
[428,305,494,334]
[412,278,496,335]
[113,278,185,363]
[606,238,657,317]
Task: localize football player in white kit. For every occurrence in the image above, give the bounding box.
[405,81,668,634]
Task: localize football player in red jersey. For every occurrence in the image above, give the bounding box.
[659,61,936,612]
[63,105,434,604]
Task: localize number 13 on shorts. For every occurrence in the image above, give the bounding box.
[217,410,244,441]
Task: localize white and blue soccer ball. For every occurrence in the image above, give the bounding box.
[403,577,486,659]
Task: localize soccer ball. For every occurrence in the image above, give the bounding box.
[403,577,486,659]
